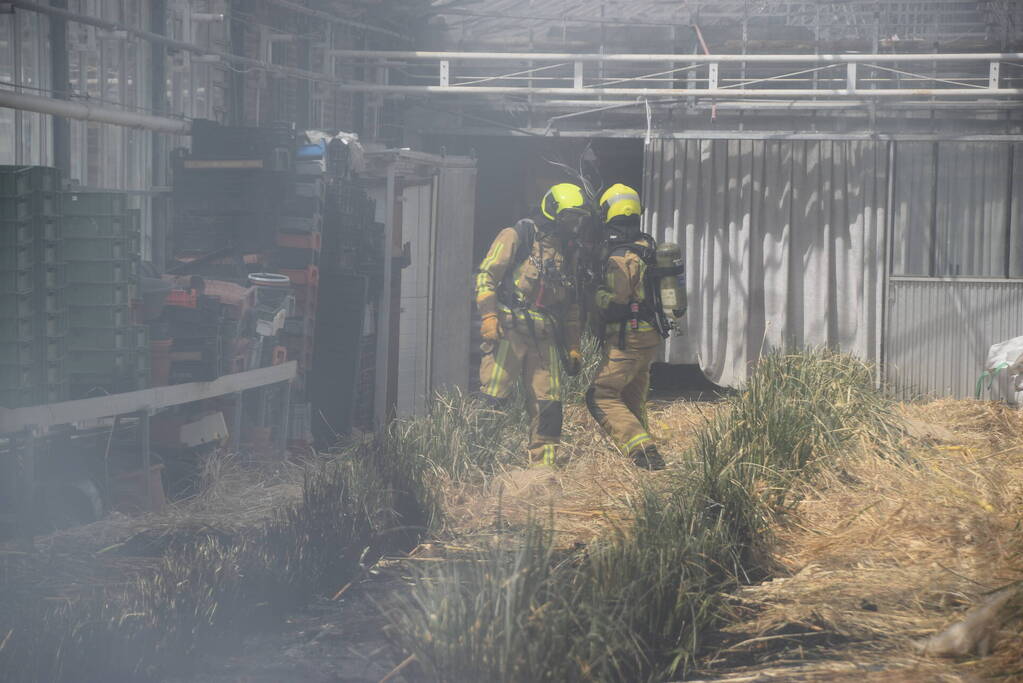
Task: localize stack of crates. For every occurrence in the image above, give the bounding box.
[0,165,68,408]
[63,192,149,398]
[274,151,327,396]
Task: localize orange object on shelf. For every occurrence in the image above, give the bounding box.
[271,345,288,366]
[150,338,173,386]
[165,289,198,308]
[276,232,321,250]
[279,266,319,287]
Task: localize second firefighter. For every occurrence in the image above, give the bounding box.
[586,183,671,471]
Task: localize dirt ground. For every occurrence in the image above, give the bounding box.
[11,398,1022,682]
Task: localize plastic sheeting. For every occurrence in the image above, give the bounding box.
[892,142,1019,278]
[642,138,888,388]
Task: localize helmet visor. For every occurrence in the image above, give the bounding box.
[556,207,588,233]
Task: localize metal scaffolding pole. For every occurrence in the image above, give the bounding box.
[0,90,192,134]
[327,49,1023,64]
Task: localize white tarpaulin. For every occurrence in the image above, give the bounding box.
[642,139,888,388]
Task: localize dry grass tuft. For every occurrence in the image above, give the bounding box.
[707,398,1023,680]
[440,401,717,547]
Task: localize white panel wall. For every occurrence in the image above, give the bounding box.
[396,182,435,417]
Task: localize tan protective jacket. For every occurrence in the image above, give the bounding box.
[594,237,657,336]
[475,223,581,348]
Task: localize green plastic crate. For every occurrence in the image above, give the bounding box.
[35,288,65,315]
[35,217,61,241]
[65,236,138,262]
[0,388,33,409]
[0,365,34,389]
[40,312,68,337]
[0,341,35,369]
[66,259,136,284]
[36,239,63,266]
[67,347,140,374]
[37,264,66,290]
[0,196,32,220]
[0,166,62,194]
[39,359,64,385]
[69,304,131,328]
[0,219,33,246]
[0,268,33,293]
[70,325,147,350]
[0,291,34,319]
[0,316,33,342]
[0,244,32,270]
[67,283,131,306]
[69,371,147,399]
[36,381,69,405]
[0,192,60,218]
[62,214,133,237]
[62,192,127,216]
[38,335,66,362]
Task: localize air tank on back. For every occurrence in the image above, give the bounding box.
[655,242,687,320]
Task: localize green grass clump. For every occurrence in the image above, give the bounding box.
[0,448,436,682]
[382,388,527,484]
[386,349,903,682]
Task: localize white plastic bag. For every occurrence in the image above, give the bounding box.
[980,336,1023,396]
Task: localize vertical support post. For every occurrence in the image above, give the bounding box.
[276,380,292,457]
[151,0,168,270]
[50,0,71,175]
[232,390,244,452]
[140,411,152,511]
[989,61,1001,90]
[846,62,857,94]
[17,427,37,550]
[374,165,396,427]
[573,60,583,89]
[439,59,450,87]
[256,387,268,427]
[708,62,719,91]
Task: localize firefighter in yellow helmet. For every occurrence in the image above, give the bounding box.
[475,183,586,467]
[586,183,667,470]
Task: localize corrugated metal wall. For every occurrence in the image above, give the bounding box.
[642,138,888,388]
[644,138,1022,395]
[886,278,1023,400]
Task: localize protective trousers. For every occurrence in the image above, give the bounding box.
[479,326,563,466]
[586,328,661,457]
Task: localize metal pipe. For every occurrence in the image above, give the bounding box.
[0,89,191,133]
[328,48,1023,64]
[18,428,36,550]
[140,411,152,510]
[335,83,1023,97]
[421,127,1023,142]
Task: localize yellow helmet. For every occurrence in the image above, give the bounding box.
[540,182,587,221]
[599,183,641,223]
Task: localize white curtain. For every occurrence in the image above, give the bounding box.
[643,139,888,388]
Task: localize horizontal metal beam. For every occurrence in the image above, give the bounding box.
[335,83,1023,98]
[0,362,297,434]
[328,49,1023,64]
[0,89,192,134]
[526,98,1023,111]
[419,126,1023,142]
